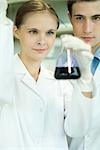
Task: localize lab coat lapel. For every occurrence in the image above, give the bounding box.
[14,54,41,95]
[14,54,54,103]
[20,68,55,105]
[21,72,37,91]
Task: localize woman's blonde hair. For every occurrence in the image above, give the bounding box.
[15,0,59,29]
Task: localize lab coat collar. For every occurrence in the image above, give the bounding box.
[14,53,55,80]
[14,53,55,104]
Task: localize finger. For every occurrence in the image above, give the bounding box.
[60,34,91,51]
[80,51,93,59]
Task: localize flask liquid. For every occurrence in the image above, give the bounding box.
[54,48,81,80]
[54,66,81,79]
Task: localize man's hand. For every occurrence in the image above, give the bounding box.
[61,34,94,93]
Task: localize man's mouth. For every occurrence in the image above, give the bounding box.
[82,37,94,43]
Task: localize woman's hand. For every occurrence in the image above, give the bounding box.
[0,0,8,23]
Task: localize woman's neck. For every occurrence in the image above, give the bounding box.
[18,53,41,81]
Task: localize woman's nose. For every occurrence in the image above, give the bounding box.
[37,34,47,45]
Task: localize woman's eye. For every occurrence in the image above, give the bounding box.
[92,16,100,22]
[47,31,55,35]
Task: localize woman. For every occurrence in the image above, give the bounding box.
[0,0,93,149]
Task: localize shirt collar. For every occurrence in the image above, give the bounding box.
[94,46,100,60]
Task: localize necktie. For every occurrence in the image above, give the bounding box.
[91,57,100,75]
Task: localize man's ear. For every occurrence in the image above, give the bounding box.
[13,26,20,39]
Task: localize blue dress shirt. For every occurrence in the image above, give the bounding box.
[91,46,100,75]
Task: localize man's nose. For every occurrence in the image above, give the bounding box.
[83,19,93,34]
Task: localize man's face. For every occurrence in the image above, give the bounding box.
[69,1,100,51]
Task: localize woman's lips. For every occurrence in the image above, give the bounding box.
[33,49,46,53]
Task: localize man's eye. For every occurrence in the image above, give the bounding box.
[92,16,100,22]
[75,16,84,21]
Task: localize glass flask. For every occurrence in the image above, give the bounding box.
[54,46,81,79]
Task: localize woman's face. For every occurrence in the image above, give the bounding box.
[14,11,58,63]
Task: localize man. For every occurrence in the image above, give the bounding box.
[66,0,100,150]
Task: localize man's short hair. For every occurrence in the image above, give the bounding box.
[67,0,99,16]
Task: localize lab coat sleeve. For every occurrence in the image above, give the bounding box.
[0,17,14,104]
[64,80,92,137]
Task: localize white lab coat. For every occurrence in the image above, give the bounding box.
[69,49,100,150]
[0,18,92,150]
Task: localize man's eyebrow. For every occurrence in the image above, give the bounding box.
[73,14,100,18]
[73,14,84,17]
[91,14,100,17]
